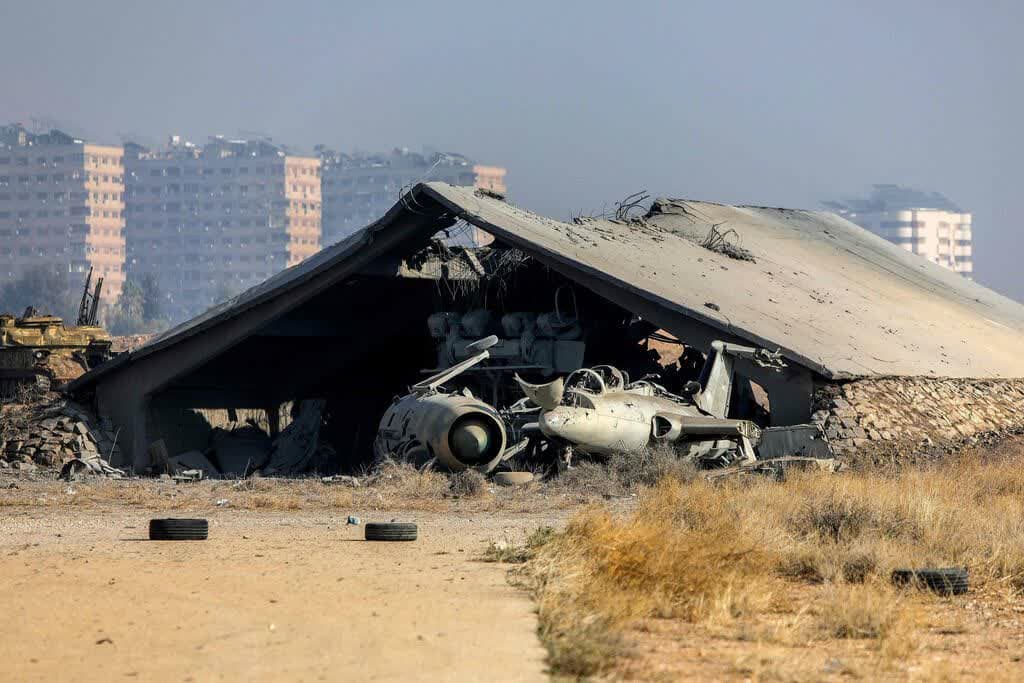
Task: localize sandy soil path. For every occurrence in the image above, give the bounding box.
[0,508,554,682]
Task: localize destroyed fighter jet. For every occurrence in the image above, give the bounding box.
[374,336,509,473]
[515,341,788,468]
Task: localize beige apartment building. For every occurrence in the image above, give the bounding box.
[473,165,507,196]
[826,185,973,278]
[0,125,126,303]
[125,136,320,320]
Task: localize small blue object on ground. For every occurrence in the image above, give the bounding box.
[347,515,361,526]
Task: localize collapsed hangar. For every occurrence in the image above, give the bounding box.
[70,183,1024,471]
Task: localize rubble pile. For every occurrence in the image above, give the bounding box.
[110,334,156,353]
[813,377,1024,460]
[0,396,123,475]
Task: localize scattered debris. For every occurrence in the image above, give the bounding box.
[172,469,205,483]
[698,223,756,262]
[474,187,506,201]
[758,424,834,460]
[59,454,124,481]
[1,395,123,476]
[263,400,326,475]
[704,456,843,482]
[321,475,361,487]
[346,515,361,526]
[613,190,650,222]
[168,450,218,477]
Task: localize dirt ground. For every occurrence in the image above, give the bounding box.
[0,504,558,682]
[615,585,1024,681]
[8,459,1024,682]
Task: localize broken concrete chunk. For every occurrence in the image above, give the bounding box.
[169,450,220,477]
[172,468,205,483]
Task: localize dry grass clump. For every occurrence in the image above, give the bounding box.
[482,526,556,564]
[516,478,776,676]
[365,460,451,500]
[0,461,451,512]
[816,584,920,660]
[772,459,1024,589]
[448,469,487,498]
[817,584,902,639]
[518,454,1024,676]
[554,443,699,497]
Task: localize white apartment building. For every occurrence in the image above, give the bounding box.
[825,185,973,278]
[124,136,320,320]
[318,147,506,246]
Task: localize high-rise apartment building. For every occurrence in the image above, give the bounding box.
[0,125,126,301]
[318,148,507,245]
[825,185,973,277]
[124,136,320,320]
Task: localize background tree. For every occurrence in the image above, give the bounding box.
[0,266,76,320]
[106,281,145,335]
[140,273,162,322]
[105,275,170,336]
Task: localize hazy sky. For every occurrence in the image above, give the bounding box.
[2,1,1021,300]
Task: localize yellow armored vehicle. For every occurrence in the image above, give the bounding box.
[0,270,112,397]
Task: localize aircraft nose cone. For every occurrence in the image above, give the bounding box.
[450,419,492,465]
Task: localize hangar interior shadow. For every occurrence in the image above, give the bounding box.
[141,239,776,474]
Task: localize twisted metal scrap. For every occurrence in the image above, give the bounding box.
[700,223,756,262]
[613,191,651,222]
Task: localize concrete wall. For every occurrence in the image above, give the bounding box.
[813,377,1024,462]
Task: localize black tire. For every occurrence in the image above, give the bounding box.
[891,567,968,595]
[149,518,209,541]
[365,522,418,542]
